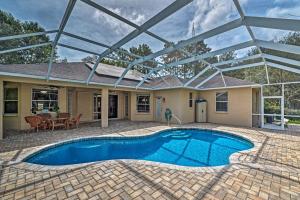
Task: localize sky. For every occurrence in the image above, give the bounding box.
[1,0,300,61]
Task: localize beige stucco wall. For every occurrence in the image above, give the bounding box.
[153,89,197,124]
[77,90,94,122]
[198,87,253,127]
[58,87,68,113]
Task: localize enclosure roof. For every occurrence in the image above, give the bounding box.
[0,0,300,89]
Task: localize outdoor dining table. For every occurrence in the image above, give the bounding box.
[52,117,69,128]
[46,117,70,130]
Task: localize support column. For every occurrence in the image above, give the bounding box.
[0,80,3,139]
[58,87,68,113]
[101,88,109,127]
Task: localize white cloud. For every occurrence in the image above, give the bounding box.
[187,0,248,36]
[266,6,300,18]
[251,5,300,41]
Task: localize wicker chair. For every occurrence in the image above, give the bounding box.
[37,113,52,130]
[24,116,47,132]
[68,114,82,129]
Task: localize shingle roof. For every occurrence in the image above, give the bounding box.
[0,62,256,90]
[0,62,152,88]
[198,75,256,89]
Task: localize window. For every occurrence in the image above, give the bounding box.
[137,94,150,113]
[216,92,228,112]
[189,92,193,108]
[32,89,58,113]
[4,88,18,114]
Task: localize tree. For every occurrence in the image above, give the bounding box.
[0,10,57,64]
[81,55,97,63]
[250,32,300,83]
[162,41,212,78]
[218,51,236,62]
[81,44,157,74]
[129,44,157,74]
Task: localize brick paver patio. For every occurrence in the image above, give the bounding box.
[0,121,300,200]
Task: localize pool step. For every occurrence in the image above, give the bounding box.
[171,134,191,139]
[162,133,191,139]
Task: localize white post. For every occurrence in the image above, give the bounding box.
[101,88,109,127]
[260,85,264,128]
[281,84,285,130]
[0,80,3,139]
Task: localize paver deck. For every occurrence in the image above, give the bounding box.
[0,121,300,200]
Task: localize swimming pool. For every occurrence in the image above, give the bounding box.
[24,129,253,167]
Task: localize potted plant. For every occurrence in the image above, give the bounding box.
[52,105,60,118]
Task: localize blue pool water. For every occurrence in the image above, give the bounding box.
[24,129,253,167]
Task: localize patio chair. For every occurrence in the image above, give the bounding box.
[24,116,47,132]
[37,113,52,130]
[68,114,82,129]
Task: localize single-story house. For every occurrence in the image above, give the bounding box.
[0,62,261,139]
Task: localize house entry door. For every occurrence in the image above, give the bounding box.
[124,93,129,119]
[109,95,118,118]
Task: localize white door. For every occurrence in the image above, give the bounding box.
[156,98,162,121]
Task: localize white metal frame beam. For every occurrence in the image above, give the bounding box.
[184,66,212,87]
[213,54,262,68]
[121,15,300,89]
[153,40,255,72]
[46,0,77,80]
[257,40,300,55]
[262,54,300,67]
[57,43,153,71]
[115,18,244,87]
[232,0,270,84]
[0,30,58,41]
[196,71,220,88]
[86,0,192,84]
[0,42,52,54]
[62,31,163,67]
[80,0,170,44]
[221,62,265,72]
[266,61,300,74]
[244,16,300,32]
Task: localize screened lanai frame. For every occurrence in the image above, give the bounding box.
[1,0,300,129]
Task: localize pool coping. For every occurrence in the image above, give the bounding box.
[6,127,261,173]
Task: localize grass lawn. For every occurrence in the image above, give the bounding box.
[288,118,300,125]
